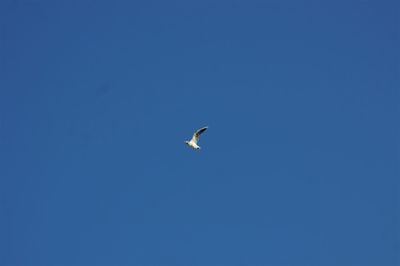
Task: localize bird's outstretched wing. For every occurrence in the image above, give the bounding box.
[191,126,208,144]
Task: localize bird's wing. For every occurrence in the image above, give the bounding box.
[191,126,208,143]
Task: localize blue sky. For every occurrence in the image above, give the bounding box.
[0,0,398,265]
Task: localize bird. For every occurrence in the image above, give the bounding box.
[185,126,208,150]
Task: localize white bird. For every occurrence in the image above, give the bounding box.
[185,126,208,150]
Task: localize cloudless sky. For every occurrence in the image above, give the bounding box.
[0,0,399,265]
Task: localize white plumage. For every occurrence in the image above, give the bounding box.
[185,126,208,150]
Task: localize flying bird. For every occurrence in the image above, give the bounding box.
[185,126,208,150]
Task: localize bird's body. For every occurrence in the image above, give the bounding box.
[185,126,208,150]
[185,140,201,149]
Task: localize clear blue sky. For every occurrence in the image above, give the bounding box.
[1,0,398,265]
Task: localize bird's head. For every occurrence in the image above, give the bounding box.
[184,140,189,145]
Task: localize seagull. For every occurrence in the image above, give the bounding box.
[185,126,208,150]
